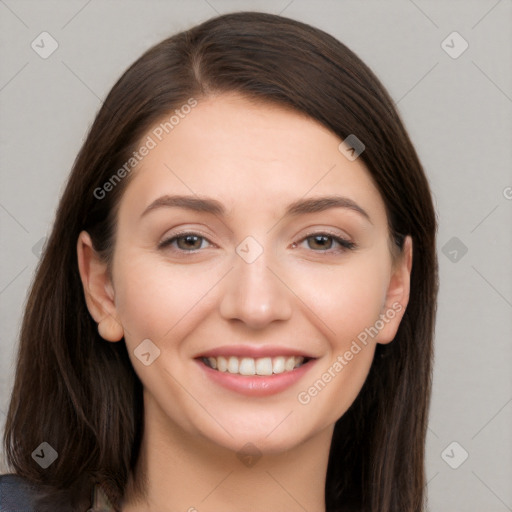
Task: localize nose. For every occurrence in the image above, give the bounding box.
[219,250,293,329]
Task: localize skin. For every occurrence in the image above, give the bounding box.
[77,92,412,512]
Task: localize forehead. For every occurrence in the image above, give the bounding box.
[118,93,387,226]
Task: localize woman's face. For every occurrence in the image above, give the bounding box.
[88,93,410,455]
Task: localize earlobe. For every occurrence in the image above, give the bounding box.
[77,230,124,342]
[97,315,124,342]
[376,235,413,345]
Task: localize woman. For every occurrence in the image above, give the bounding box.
[1,11,438,512]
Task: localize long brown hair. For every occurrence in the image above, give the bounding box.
[3,12,438,512]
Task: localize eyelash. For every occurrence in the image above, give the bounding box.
[158,231,356,254]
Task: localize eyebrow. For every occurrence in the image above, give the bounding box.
[140,194,372,223]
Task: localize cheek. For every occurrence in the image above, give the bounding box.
[112,252,222,344]
[292,255,392,423]
[292,262,386,423]
[285,254,390,346]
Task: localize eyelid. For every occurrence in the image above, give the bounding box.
[297,226,354,242]
[298,226,352,240]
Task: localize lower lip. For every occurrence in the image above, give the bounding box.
[195,358,316,397]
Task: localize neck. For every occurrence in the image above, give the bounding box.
[121,395,333,512]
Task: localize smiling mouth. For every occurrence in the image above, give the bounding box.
[199,355,313,376]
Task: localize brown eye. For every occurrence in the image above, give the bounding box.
[297,233,356,252]
[159,233,211,252]
[307,234,334,250]
[175,234,204,250]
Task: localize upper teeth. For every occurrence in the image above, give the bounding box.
[203,356,305,376]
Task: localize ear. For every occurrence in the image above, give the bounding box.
[375,235,413,345]
[77,230,124,342]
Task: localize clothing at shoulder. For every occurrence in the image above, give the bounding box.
[0,473,116,512]
[0,473,39,511]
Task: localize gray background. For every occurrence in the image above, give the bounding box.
[1,1,511,510]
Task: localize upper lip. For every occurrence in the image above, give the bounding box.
[195,344,317,359]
